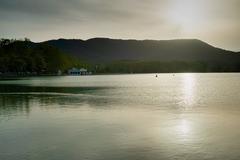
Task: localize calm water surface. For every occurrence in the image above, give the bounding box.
[0,73,240,160]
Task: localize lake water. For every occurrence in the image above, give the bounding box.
[0,73,240,160]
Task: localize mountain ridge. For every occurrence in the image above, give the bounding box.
[43,37,234,52]
[43,38,239,63]
[1,38,240,74]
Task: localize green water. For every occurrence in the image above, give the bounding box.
[1,74,240,160]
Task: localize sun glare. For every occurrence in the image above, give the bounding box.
[168,0,205,33]
[182,73,196,107]
[178,119,191,135]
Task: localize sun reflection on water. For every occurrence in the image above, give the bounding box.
[173,118,192,143]
[182,73,196,107]
[178,119,191,135]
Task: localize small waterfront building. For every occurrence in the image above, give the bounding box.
[57,70,62,76]
[68,68,89,75]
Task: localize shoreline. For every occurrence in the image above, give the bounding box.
[1,72,240,79]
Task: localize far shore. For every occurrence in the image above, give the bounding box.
[1,72,240,80]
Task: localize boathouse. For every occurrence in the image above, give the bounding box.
[68,68,89,75]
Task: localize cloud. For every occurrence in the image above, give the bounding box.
[0,0,239,51]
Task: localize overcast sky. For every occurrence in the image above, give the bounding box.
[0,0,239,51]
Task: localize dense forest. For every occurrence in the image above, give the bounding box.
[94,60,240,73]
[0,38,85,76]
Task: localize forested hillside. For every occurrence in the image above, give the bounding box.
[0,39,84,75]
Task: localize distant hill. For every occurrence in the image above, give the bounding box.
[1,38,240,75]
[44,38,239,62]
[44,38,240,73]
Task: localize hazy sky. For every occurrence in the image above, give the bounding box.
[0,0,239,51]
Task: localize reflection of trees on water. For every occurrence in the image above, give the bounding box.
[39,94,116,109]
[0,84,105,94]
[0,84,118,119]
[0,95,30,120]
